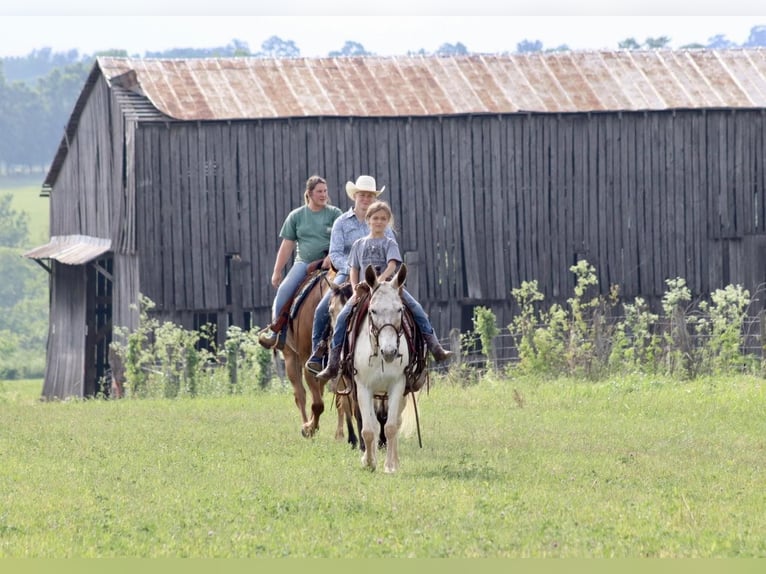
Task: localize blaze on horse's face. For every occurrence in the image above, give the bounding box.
[365,264,407,363]
[328,282,354,329]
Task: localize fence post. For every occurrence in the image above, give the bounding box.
[449,327,461,366]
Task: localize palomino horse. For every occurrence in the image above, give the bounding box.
[354,263,412,473]
[282,270,332,438]
[326,282,361,449]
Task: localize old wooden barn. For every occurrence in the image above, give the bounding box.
[25,50,766,398]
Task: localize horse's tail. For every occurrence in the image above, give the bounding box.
[399,391,419,439]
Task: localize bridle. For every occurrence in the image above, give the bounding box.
[366,286,405,363]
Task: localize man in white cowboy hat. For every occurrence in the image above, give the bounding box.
[307,174,453,378]
[305,175,394,374]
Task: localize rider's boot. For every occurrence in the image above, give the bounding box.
[316,345,342,382]
[258,327,279,349]
[305,340,327,375]
[423,332,452,362]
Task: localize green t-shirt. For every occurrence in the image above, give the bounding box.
[279,204,342,263]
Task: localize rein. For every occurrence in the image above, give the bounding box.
[366,285,405,364]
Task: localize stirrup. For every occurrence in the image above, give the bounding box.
[258,328,279,349]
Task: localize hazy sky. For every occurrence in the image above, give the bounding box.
[2,2,765,58]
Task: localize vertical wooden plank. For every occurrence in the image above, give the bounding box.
[402,119,417,254]
[525,115,550,288]
[430,118,446,301]
[489,116,506,299]
[697,111,709,295]
[560,114,574,297]
[513,116,528,284]
[516,115,529,283]
[634,113,649,297]
[760,111,766,235]
[734,112,746,238]
[588,116,601,285]
[176,126,194,309]
[447,119,464,302]
[234,124,253,310]
[676,113,689,291]
[458,117,481,299]
[650,113,664,296]
[619,113,636,297]
[540,114,563,297]
[471,117,487,297]
[213,123,226,309]
[414,118,434,300]
[603,114,616,290]
[571,116,585,293]
[707,112,724,287]
[156,125,173,311]
[504,116,520,293]
[194,125,208,309]
[681,111,700,293]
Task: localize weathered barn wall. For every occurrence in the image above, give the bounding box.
[130,108,766,341]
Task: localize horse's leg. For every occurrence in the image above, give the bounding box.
[284,350,310,436]
[353,394,364,452]
[383,388,406,474]
[304,371,325,437]
[334,392,346,441]
[376,398,388,449]
[356,385,378,471]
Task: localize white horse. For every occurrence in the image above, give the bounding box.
[354,263,411,473]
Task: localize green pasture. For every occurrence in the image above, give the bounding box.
[1,174,49,245]
[0,373,764,558]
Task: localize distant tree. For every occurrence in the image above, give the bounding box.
[644,36,671,49]
[545,44,570,53]
[679,43,706,50]
[744,25,766,47]
[1,47,83,84]
[435,42,469,56]
[94,49,129,57]
[328,41,373,57]
[0,78,47,166]
[228,39,252,57]
[516,40,543,53]
[707,34,737,49]
[259,36,300,58]
[618,37,642,50]
[0,194,29,247]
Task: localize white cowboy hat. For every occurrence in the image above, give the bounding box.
[345,175,385,201]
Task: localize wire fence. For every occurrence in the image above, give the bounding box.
[428,314,766,375]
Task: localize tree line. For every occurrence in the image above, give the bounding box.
[2,26,765,172]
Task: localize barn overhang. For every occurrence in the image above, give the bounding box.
[23,235,112,272]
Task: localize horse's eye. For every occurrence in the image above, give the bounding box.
[370,309,377,314]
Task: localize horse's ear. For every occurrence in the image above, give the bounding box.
[364,264,377,287]
[393,263,407,289]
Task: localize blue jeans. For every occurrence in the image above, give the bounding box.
[400,289,435,336]
[329,287,434,350]
[312,272,348,351]
[272,261,309,324]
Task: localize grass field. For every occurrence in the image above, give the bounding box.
[0,173,49,245]
[1,372,764,558]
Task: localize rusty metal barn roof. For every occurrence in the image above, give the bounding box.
[96,49,766,119]
[24,235,112,265]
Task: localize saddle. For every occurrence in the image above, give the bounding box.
[338,288,428,396]
[267,259,327,350]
